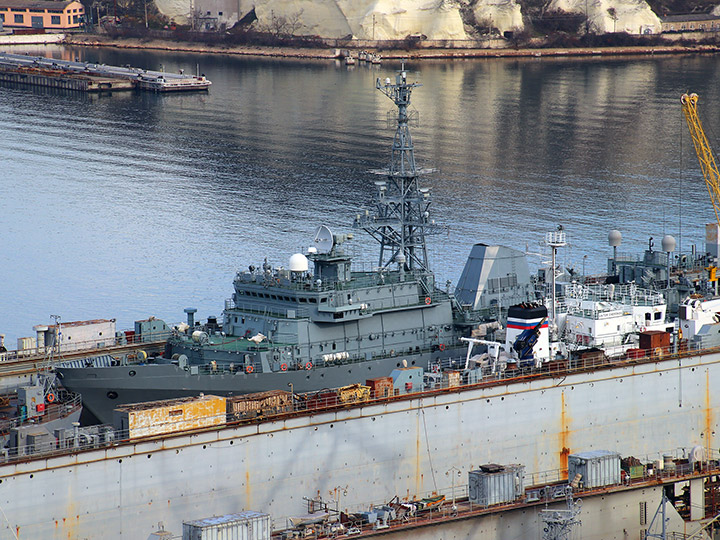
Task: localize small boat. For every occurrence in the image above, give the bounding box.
[344,55,356,66]
[135,72,211,92]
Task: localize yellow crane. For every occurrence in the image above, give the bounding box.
[681,93,720,225]
[681,92,720,284]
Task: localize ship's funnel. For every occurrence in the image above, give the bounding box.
[505,303,550,363]
[184,307,197,328]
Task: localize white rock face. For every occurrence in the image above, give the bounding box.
[163,0,525,36]
[550,0,661,34]
[155,0,192,24]
[157,0,658,37]
[472,0,524,34]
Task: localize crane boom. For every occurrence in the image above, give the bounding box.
[681,92,720,227]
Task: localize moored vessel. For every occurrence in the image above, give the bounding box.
[54,71,720,428]
[56,64,506,423]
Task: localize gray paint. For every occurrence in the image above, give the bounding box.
[5,350,720,538]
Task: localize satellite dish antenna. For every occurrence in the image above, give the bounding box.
[314,225,335,254]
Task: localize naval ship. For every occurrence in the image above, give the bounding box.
[54,68,719,428]
[10,71,720,540]
[55,66,538,424]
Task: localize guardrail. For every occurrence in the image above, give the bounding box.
[0,330,171,364]
[3,336,720,464]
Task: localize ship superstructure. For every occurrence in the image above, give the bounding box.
[55,68,694,425]
[57,66,520,424]
[12,75,720,540]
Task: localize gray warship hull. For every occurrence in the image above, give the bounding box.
[57,348,451,424]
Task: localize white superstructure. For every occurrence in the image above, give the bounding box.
[560,283,668,355]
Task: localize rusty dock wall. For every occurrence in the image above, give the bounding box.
[2,348,720,539]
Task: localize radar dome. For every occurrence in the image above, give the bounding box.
[289,253,309,272]
[608,230,622,247]
[662,235,676,252]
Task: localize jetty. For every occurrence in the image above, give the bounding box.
[0,52,211,92]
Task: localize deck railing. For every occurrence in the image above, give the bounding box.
[0,329,171,363]
[4,337,720,464]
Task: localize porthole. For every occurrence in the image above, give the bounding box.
[107,391,118,399]
[129,370,136,377]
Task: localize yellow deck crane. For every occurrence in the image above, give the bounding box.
[681,92,720,289]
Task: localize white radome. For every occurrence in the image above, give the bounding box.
[289,253,309,272]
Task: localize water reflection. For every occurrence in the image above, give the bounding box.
[0,46,717,344]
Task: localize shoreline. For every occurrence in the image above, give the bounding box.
[63,34,720,60]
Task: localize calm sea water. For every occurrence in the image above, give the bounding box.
[1,45,718,346]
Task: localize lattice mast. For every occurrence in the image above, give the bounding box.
[357,64,440,288]
[540,486,582,540]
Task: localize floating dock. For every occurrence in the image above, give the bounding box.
[3,344,720,538]
[0,52,212,92]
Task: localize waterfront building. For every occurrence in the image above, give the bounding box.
[661,13,720,32]
[0,0,84,30]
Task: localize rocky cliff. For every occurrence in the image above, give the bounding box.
[154,0,661,39]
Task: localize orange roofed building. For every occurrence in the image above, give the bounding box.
[0,0,84,30]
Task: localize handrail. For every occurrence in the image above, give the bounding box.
[0,330,171,364]
[5,340,720,464]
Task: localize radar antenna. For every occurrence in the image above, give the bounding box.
[356,63,441,290]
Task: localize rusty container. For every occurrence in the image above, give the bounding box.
[625,348,646,360]
[227,390,292,420]
[366,377,393,399]
[639,331,670,351]
[306,391,339,410]
[114,394,226,439]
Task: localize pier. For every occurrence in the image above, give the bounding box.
[0,52,212,92]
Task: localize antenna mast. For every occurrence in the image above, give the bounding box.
[356,63,441,290]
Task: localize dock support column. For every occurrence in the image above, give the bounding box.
[690,477,705,521]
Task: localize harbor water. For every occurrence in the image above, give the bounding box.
[1,44,718,346]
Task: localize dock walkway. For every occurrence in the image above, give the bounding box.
[0,52,211,92]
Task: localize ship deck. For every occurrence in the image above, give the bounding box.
[271,460,720,540]
[11,339,720,466]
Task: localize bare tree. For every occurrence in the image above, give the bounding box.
[262,9,304,37]
[607,7,618,32]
